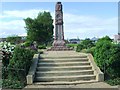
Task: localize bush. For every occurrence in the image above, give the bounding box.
[86,47,95,55]
[76,44,84,52]
[2,46,34,89]
[106,78,120,86]
[1,42,15,67]
[8,46,34,74]
[2,79,25,89]
[76,38,95,52]
[23,41,31,47]
[94,38,120,80]
[38,45,46,49]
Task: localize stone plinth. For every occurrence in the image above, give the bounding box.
[48,46,72,51]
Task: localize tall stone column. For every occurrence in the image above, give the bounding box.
[52,2,65,47]
[48,2,72,51]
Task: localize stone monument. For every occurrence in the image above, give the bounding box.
[48,2,72,51]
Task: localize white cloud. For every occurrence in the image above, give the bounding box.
[63,13,118,39]
[1,9,50,19]
[0,9,118,39]
[0,20,26,37]
[0,9,49,38]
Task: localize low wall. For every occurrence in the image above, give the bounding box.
[87,54,104,82]
[26,54,39,84]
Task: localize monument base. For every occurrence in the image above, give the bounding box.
[47,46,72,51]
[47,40,72,51]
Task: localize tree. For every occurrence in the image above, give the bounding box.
[6,35,21,44]
[24,11,54,45]
[98,36,112,42]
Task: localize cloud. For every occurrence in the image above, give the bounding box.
[0,20,25,37]
[0,9,49,38]
[1,9,50,19]
[0,9,118,39]
[63,13,118,39]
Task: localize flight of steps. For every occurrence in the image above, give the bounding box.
[34,51,97,85]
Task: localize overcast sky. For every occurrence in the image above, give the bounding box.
[0,2,118,39]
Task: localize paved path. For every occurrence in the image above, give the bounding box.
[25,82,118,89]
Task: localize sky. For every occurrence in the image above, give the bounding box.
[0,2,118,39]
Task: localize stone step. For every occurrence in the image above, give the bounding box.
[35,75,96,82]
[37,62,90,66]
[34,80,98,85]
[36,66,92,71]
[35,70,94,77]
[40,55,87,59]
[39,58,88,62]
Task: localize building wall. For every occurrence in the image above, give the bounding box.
[115,2,120,43]
[114,35,120,43]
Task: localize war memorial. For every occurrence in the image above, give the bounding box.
[25,2,120,90]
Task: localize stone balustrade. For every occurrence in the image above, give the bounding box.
[87,54,104,82]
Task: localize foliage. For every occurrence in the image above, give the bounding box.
[66,44,78,50]
[24,11,54,45]
[23,41,32,47]
[6,35,22,44]
[97,36,112,42]
[86,47,95,55]
[2,79,25,89]
[94,37,120,80]
[76,44,84,52]
[76,38,94,52]
[106,78,120,86]
[80,38,95,49]
[0,42,15,67]
[2,45,34,89]
[38,45,46,49]
[8,46,34,73]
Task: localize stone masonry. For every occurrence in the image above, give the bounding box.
[48,2,72,51]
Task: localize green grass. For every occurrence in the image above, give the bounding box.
[66,44,78,47]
